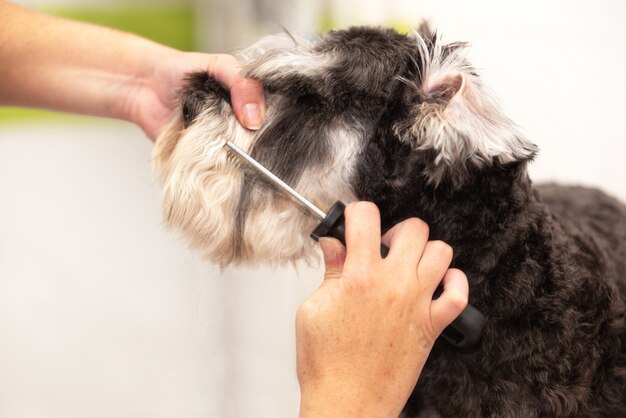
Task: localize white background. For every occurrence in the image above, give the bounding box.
[1,1,625,417]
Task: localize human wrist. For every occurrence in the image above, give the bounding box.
[298,380,403,418]
[115,38,179,126]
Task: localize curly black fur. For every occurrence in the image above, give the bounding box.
[354,102,626,416]
[170,26,626,416]
[396,176,626,417]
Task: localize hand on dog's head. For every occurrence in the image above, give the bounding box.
[152,25,538,267]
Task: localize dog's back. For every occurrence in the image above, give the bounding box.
[538,184,626,415]
[536,184,626,297]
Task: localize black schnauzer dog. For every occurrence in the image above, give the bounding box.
[153,26,626,417]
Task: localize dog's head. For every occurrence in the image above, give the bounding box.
[153,26,538,267]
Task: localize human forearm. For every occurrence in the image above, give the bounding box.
[0,1,172,122]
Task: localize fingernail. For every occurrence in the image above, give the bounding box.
[243,103,262,130]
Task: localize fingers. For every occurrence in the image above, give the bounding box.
[416,240,454,296]
[319,237,346,281]
[230,78,266,130]
[381,218,430,268]
[343,202,382,263]
[429,268,469,332]
[208,54,266,130]
[206,54,241,91]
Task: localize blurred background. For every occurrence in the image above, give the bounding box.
[1,1,625,417]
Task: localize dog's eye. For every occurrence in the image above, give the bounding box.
[182,99,194,128]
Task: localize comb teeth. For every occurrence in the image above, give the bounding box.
[223,140,245,166]
[223,140,327,220]
[224,147,239,163]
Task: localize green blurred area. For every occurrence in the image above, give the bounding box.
[0,5,195,124]
[52,6,196,51]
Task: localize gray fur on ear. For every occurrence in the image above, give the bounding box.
[395,31,539,186]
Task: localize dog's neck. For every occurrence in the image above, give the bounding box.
[372,162,546,316]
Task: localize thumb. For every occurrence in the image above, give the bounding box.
[207,54,266,130]
[230,78,266,130]
[319,237,346,280]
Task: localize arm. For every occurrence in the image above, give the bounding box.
[296,202,469,418]
[0,1,265,139]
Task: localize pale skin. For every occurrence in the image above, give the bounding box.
[0,2,470,416]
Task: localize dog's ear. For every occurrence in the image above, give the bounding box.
[396,32,539,187]
[423,70,465,104]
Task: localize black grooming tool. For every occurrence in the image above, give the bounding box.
[224,141,485,349]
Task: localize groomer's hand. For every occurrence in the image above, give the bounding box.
[0,1,265,141]
[296,202,468,418]
[131,51,266,139]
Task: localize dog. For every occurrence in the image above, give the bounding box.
[153,26,626,417]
